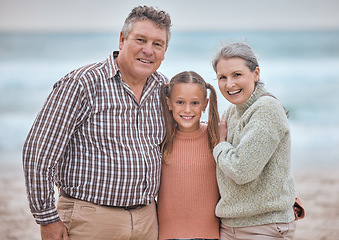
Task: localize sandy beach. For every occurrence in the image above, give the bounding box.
[1,155,338,240]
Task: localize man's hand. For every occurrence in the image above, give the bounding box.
[219,118,228,143]
[40,220,69,240]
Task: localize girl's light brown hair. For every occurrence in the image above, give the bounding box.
[160,71,220,163]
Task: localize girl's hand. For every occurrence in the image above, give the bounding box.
[219,118,228,142]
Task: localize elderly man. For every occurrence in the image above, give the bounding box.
[23,5,171,240]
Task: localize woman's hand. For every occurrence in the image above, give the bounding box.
[219,118,228,142]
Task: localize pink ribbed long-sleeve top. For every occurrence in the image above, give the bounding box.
[157,124,220,240]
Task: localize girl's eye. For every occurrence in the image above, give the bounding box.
[176,101,183,105]
[192,101,200,105]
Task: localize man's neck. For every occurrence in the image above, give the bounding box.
[116,57,149,103]
[124,78,146,103]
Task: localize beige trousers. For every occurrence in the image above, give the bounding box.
[220,221,296,240]
[57,196,158,240]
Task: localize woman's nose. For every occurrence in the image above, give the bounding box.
[226,79,235,88]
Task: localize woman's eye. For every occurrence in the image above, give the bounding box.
[218,76,226,80]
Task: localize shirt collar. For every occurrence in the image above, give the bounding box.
[106,51,119,80]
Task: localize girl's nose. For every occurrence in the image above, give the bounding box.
[184,104,191,112]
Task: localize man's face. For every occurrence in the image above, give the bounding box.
[117,20,168,83]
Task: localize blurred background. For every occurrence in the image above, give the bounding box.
[1,0,339,169]
[1,0,339,239]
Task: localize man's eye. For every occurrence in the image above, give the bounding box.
[234,73,241,77]
[154,42,164,49]
[136,38,146,43]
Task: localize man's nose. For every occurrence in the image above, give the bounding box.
[142,42,154,55]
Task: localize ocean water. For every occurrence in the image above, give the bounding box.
[1,31,339,168]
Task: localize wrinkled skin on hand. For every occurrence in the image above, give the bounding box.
[40,220,69,240]
[219,118,228,143]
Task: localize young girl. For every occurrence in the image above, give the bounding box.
[157,71,220,240]
[212,42,297,239]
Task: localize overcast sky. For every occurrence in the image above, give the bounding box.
[1,0,339,32]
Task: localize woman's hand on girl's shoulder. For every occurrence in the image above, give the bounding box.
[219,118,228,142]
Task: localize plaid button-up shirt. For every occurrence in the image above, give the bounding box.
[23,51,167,225]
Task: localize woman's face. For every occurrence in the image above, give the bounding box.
[216,57,259,105]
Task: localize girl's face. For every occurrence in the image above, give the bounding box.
[216,57,259,105]
[167,83,208,133]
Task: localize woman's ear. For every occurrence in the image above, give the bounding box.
[166,97,172,110]
[254,67,260,82]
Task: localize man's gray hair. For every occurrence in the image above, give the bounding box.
[121,5,172,46]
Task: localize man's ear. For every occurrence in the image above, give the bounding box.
[119,32,125,50]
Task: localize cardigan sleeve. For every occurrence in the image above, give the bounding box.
[213,98,289,185]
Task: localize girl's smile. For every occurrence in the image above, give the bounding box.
[166,83,208,133]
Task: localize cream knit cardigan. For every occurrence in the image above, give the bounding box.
[213,85,296,228]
